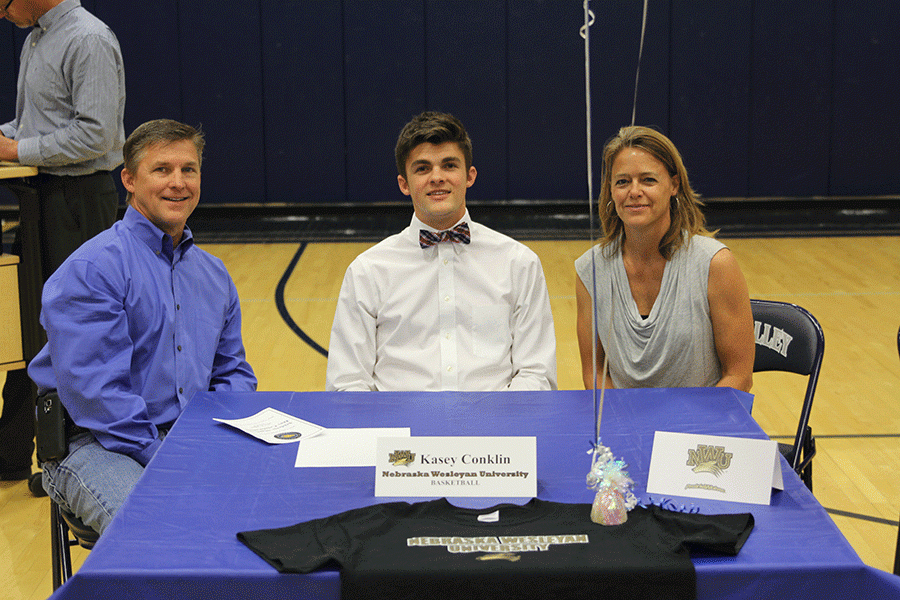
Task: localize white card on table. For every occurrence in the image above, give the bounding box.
[295,427,411,467]
[646,431,783,506]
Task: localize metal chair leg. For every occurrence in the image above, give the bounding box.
[50,501,73,590]
[894,511,900,576]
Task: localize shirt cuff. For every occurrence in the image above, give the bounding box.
[332,382,375,392]
[14,137,40,166]
[133,437,164,467]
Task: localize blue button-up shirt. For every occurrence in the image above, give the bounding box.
[29,207,257,465]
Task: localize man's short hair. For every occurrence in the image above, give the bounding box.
[123,119,205,175]
[395,111,472,178]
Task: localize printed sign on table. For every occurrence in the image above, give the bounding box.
[375,436,537,498]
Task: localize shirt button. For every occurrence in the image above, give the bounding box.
[445,333,451,339]
[443,259,449,265]
[177,345,182,351]
[446,366,453,372]
[444,296,450,302]
[179,387,184,394]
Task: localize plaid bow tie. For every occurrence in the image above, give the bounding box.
[419,222,471,248]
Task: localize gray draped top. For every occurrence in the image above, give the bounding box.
[575,234,726,388]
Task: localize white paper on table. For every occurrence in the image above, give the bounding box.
[213,408,324,444]
[295,428,411,467]
[646,430,783,506]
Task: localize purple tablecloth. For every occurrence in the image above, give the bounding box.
[50,387,900,599]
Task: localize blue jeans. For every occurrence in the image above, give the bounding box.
[41,430,167,535]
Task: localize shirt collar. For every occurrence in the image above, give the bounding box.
[408,210,472,247]
[37,0,80,31]
[409,210,471,236]
[123,206,194,259]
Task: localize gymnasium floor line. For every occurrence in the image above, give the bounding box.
[768,431,900,527]
[825,508,898,527]
[771,433,900,439]
[753,291,900,298]
[275,242,328,357]
[815,434,900,438]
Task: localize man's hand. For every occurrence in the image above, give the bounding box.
[0,135,19,162]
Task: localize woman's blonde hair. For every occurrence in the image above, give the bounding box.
[597,126,715,259]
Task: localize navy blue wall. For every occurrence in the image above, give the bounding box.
[2,0,898,205]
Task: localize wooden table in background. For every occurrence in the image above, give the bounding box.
[0,161,39,179]
[0,254,25,371]
[0,161,43,363]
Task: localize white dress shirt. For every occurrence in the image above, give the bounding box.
[326,212,557,392]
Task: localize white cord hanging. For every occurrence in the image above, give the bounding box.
[581,0,647,525]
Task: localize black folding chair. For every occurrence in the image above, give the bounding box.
[895,519,900,576]
[35,391,100,590]
[750,299,824,491]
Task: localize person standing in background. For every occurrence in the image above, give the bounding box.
[0,0,125,494]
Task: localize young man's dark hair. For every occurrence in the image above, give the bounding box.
[394,111,473,178]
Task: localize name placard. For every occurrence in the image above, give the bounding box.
[375,436,536,498]
[646,431,783,506]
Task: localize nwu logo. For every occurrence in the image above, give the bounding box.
[686,445,732,477]
[389,450,416,466]
[754,320,793,358]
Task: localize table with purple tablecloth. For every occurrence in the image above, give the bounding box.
[50,387,900,599]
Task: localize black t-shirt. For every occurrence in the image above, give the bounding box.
[238,498,754,600]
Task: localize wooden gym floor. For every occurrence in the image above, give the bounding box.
[2,229,899,599]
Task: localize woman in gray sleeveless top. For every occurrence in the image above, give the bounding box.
[575,126,754,392]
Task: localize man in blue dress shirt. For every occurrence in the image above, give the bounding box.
[28,120,257,534]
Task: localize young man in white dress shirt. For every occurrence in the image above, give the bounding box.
[326,111,557,392]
